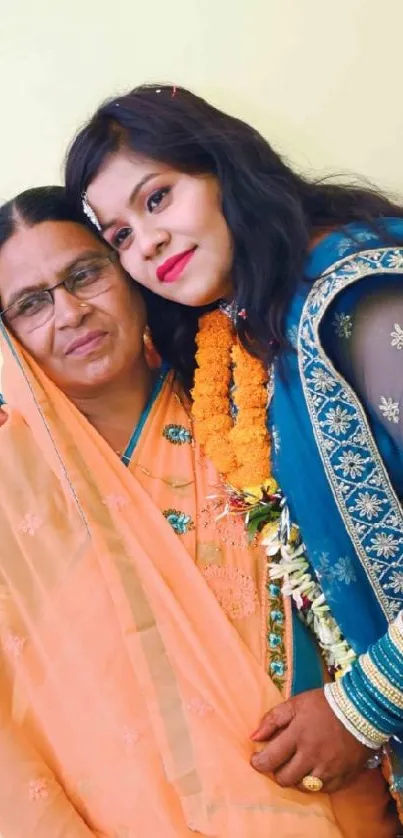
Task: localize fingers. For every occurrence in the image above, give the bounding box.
[251,726,296,775]
[275,754,312,788]
[251,701,295,742]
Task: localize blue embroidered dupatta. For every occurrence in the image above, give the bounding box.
[271,220,403,771]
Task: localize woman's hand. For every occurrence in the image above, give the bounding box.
[250,688,371,793]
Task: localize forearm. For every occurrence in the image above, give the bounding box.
[325,612,403,748]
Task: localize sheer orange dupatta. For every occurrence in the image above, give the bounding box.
[0,331,395,838]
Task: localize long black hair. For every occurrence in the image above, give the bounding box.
[65,83,403,388]
[0,185,88,247]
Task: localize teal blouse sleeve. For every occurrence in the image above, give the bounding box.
[323,281,403,746]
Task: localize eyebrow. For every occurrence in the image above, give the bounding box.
[100,172,159,234]
[3,248,107,310]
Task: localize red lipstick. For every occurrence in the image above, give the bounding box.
[156,247,196,284]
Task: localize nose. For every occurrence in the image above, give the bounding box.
[53,287,92,329]
[136,222,169,261]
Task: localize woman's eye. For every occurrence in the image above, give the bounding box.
[112,227,132,249]
[147,187,170,213]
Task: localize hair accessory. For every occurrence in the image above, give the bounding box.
[82,192,101,232]
[171,85,177,98]
[218,300,247,324]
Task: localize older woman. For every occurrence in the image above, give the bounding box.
[0,186,396,837]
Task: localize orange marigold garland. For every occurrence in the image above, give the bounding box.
[191,309,271,490]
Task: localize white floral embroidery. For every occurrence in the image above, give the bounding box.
[356,231,376,244]
[336,450,366,479]
[314,552,356,585]
[390,323,403,350]
[324,406,352,436]
[370,532,399,559]
[336,238,353,257]
[287,325,299,347]
[19,513,42,536]
[309,280,330,310]
[387,251,403,270]
[300,246,403,621]
[333,557,357,585]
[271,427,280,454]
[354,492,383,521]
[301,324,316,350]
[186,697,213,717]
[103,494,128,510]
[351,432,366,446]
[2,632,26,659]
[379,396,400,424]
[316,552,330,574]
[386,571,403,595]
[122,726,141,750]
[29,778,49,802]
[311,367,335,393]
[389,599,402,616]
[333,312,353,339]
[355,522,367,536]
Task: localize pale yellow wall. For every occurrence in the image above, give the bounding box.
[1,0,403,204]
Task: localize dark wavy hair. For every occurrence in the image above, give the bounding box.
[0,185,88,249]
[65,83,403,389]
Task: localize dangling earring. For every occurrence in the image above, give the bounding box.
[143,326,161,369]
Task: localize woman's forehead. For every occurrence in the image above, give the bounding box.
[0,221,105,299]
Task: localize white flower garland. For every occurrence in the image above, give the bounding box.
[262,503,357,677]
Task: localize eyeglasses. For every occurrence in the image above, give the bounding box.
[1,252,118,333]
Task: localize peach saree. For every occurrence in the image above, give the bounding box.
[0,330,396,838]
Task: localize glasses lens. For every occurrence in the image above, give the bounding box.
[69,256,114,300]
[6,292,53,332]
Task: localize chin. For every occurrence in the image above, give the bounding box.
[169,281,224,308]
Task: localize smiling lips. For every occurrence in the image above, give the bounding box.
[65,330,107,357]
[156,247,196,283]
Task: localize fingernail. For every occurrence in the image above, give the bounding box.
[251,758,265,772]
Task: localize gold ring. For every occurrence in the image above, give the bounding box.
[301,775,323,793]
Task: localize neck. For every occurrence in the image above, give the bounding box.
[71,359,156,455]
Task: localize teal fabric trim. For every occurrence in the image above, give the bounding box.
[343,664,401,735]
[291,609,324,695]
[121,365,169,466]
[340,628,403,737]
[372,636,403,690]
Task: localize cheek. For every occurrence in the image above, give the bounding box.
[118,247,150,287]
[118,290,147,341]
[15,329,51,364]
[193,193,230,250]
